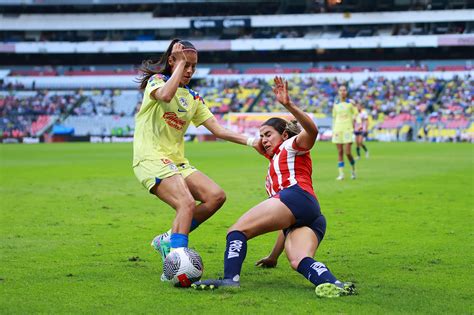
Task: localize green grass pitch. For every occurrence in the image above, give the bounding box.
[1,141,472,314]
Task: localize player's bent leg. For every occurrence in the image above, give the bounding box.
[151,174,195,235]
[230,197,296,240]
[196,198,296,290]
[344,143,356,179]
[285,226,319,270]
[150,175,195,280]
[336,144,345,180]
[285,224,356,297]
[185,171,226,224]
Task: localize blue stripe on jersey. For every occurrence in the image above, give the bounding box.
[154,73,205,104]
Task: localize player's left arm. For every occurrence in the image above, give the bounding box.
[362,112,368,131]
[273,76,318,151]
[202,116,263,153]
[351,101,357,130]
[255,230,285,268]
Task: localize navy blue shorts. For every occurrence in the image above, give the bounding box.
[354,131,368,137]
[275,185,326,243]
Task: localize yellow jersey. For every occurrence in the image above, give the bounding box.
[332,100,357,132]
[133,74,213,166]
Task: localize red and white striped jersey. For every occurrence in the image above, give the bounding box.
[265,136,316,198]
[355,109,368,131]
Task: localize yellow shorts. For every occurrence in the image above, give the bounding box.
[133,159,198,192]
[332,129,354,144]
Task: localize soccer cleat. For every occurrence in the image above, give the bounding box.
[191,278,240,290]
[151,232,171,262]
[365,151,369,158]
[315,282,356,298]
[160,273,169,282]
[355,155,360,161]
[336,175,345,181]
[351,171,356,180]
[151,232,172,282]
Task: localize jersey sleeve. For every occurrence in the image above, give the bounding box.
[191,96,214,127]
[284,136,309,155]
[351,103,358,119]
[144,74,166,99]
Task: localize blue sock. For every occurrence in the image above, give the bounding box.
[338,161,344,168]
[190,218,200,232]
[170,233,188,248]
[356,147,360,157]
[223,231,247,281]
[297,257,338,286]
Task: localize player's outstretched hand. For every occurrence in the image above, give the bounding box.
[171,42,188,64]
[255,256,278,268]
[273,76,291,107]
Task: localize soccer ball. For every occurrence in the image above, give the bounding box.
[163,247,203,287]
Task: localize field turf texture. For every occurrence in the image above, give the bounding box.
[1,142,472,314]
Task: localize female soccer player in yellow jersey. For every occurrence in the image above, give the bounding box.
[133,39,258,279]
[332,85,358,180]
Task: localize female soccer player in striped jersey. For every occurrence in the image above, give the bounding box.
[354,101,369,160]
[133,39,258,280]
[332,85,358,180]
[193,77,356,298]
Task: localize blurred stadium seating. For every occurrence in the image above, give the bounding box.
[0,0,472,142]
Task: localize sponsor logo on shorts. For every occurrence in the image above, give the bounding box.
[161,158,172,165]
[169,164,178,171]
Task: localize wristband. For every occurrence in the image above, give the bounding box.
[246,137,255,147]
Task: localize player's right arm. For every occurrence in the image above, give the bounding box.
[273,76,318,151]
[151,43,187,102]
[255,230,285,268]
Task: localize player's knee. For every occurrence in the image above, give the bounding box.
[176,197,195,216]
[289,257,304,270]
[207,188,226,210]
[214,189,226,207]
[227,226,249,238]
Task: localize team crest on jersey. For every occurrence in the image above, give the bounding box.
[178,97,189,109]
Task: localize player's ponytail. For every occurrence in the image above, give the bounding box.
[285,120,302,138]
[137,38,197,90]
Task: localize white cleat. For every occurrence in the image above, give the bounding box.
[336,175,345,181]
[351,172,356,180]
[365,152,369,159]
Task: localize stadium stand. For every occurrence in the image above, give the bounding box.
[0,0,472,142]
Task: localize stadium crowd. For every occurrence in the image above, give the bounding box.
[0,74,472,141]
[0,90,80,138]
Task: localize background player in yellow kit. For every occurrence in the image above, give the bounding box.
[134,39,258,279]
[332,85,358,180]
